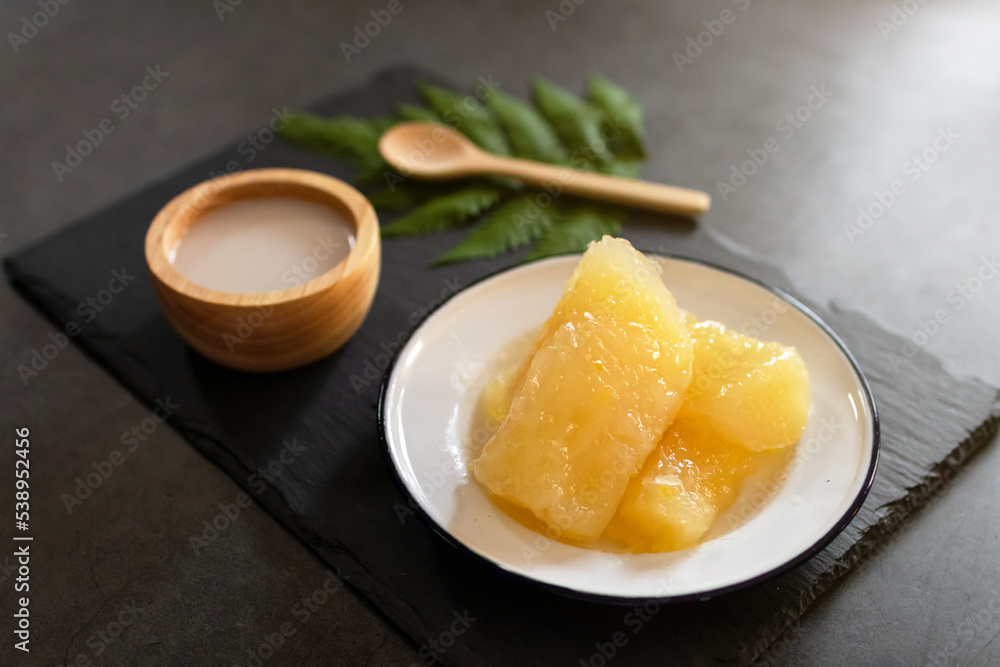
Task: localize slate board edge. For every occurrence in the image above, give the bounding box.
[742,401,1000,665]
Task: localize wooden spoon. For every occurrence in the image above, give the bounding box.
[378,122,710,217]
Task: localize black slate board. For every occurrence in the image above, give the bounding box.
[6,67,999,666]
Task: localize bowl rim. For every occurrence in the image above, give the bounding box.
[377,251,881,605]
[144,167,379,306]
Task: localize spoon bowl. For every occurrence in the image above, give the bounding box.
[379,122,480,179]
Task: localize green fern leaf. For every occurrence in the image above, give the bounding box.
[380,185,503,237]
[396,104,440,123]
[433,196,556,265]
[486,90,567,164]
[279,113,391,180]
[366,182,452,210]
[530,77,614,165]
[599,160,641,178]
[418,83,510,156]
[525,205,623,262]
[587,73,647,160]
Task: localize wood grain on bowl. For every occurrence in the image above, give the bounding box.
[144,168,380,372]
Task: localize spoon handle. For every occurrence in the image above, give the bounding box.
[482,155,711,217]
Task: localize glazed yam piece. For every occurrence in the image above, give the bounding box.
[474,237,693,540]
[681,317,810,452]
[605,414,754,552]
[608,317,811,553]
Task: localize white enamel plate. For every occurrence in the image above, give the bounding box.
[379,255,879,603]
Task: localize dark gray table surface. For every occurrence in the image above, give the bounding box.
[1,1,998,665]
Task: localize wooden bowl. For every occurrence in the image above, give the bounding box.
[144,168,380,372]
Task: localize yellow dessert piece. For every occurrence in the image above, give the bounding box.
[607,317,810,552]
[605,414,754,552]
[473,237,693,540]
[681,318,810,452]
